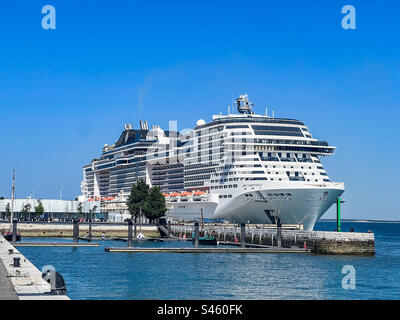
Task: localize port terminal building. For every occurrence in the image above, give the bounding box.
[0,199,101,221]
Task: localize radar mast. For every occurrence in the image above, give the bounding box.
[236,94,254,114]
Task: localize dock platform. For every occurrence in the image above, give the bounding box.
[14,242,100,247]
[105,246,309,253]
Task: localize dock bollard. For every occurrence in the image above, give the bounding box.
[73,219,79,243]
[128,220,133,247]
[276,217,282,248]
[134,217,137,238]
[241,223,246,248]
[13,257,20,268]
[12,219,17,244]
[194,222,199,248]
[88,219,92,241]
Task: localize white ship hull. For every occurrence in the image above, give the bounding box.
[167,183,344,231]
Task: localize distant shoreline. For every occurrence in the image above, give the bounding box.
[319,219,400,223]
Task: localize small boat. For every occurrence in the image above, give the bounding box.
[193,190,206,201]
[192,231,218,245]
[3,231,21,242]
[198,236,217,245]
[179,191,192,202]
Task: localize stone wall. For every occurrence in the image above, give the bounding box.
[0,223,159,238]
[170,225,375,255]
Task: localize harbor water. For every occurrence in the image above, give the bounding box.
[17,221,400,300]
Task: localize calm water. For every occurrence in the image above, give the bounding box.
[17,221,400,300]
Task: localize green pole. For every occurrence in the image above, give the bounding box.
[336,198,341,232]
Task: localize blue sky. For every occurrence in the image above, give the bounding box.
[0,0,399,219]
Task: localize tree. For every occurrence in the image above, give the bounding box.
[77,202,84,220]
[34,200,45,220]
[21,203,32,220]
[142,186,167,224]
[89,205,97,220]
[0,196,5,200]
[126,180,150,221]
[5,203,11,220]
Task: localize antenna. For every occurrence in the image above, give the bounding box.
[228,106,230,114]
[265,107,268,117]
[272,110,275,119]
[10,169,15,224]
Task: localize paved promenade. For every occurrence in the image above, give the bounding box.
[0,255,18,300]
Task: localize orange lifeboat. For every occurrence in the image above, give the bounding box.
[169,192,180,202]
[193,190,206,201]
[180,191,192,202]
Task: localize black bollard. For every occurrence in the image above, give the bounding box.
[88,219,92,241]
[167,222,171,237]
[12,219,17,244]
[128,219,133,247]
[241,223,246,248]
[276,217,282,248]
[13,257,20,268]
[194,222,199,248]
[73,219,79,243]
[134,217,137,239]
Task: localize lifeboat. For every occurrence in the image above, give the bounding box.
[169,192,180,202]
[193,190,206,201]
[180,191,192,202]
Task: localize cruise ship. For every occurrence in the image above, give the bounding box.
[81,94,344,230]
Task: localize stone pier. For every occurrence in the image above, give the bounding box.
[170,224,375,255]
[0,235,70,300]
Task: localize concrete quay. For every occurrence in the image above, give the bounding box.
[170,224,375,255]
[0,222,158,238]
[0,236,70,300]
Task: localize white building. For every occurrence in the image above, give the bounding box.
[0,199,100,220]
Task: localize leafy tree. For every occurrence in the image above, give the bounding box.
[77,202,84,219]
[126,180,149,221]
[0,196,5,200]
[89,205,97,221]
[142,186,167,223]
[5,203,11,219]
[34,200,45,220]
[21,203,32,220]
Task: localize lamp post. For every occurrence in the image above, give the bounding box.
[336,198,346,232]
